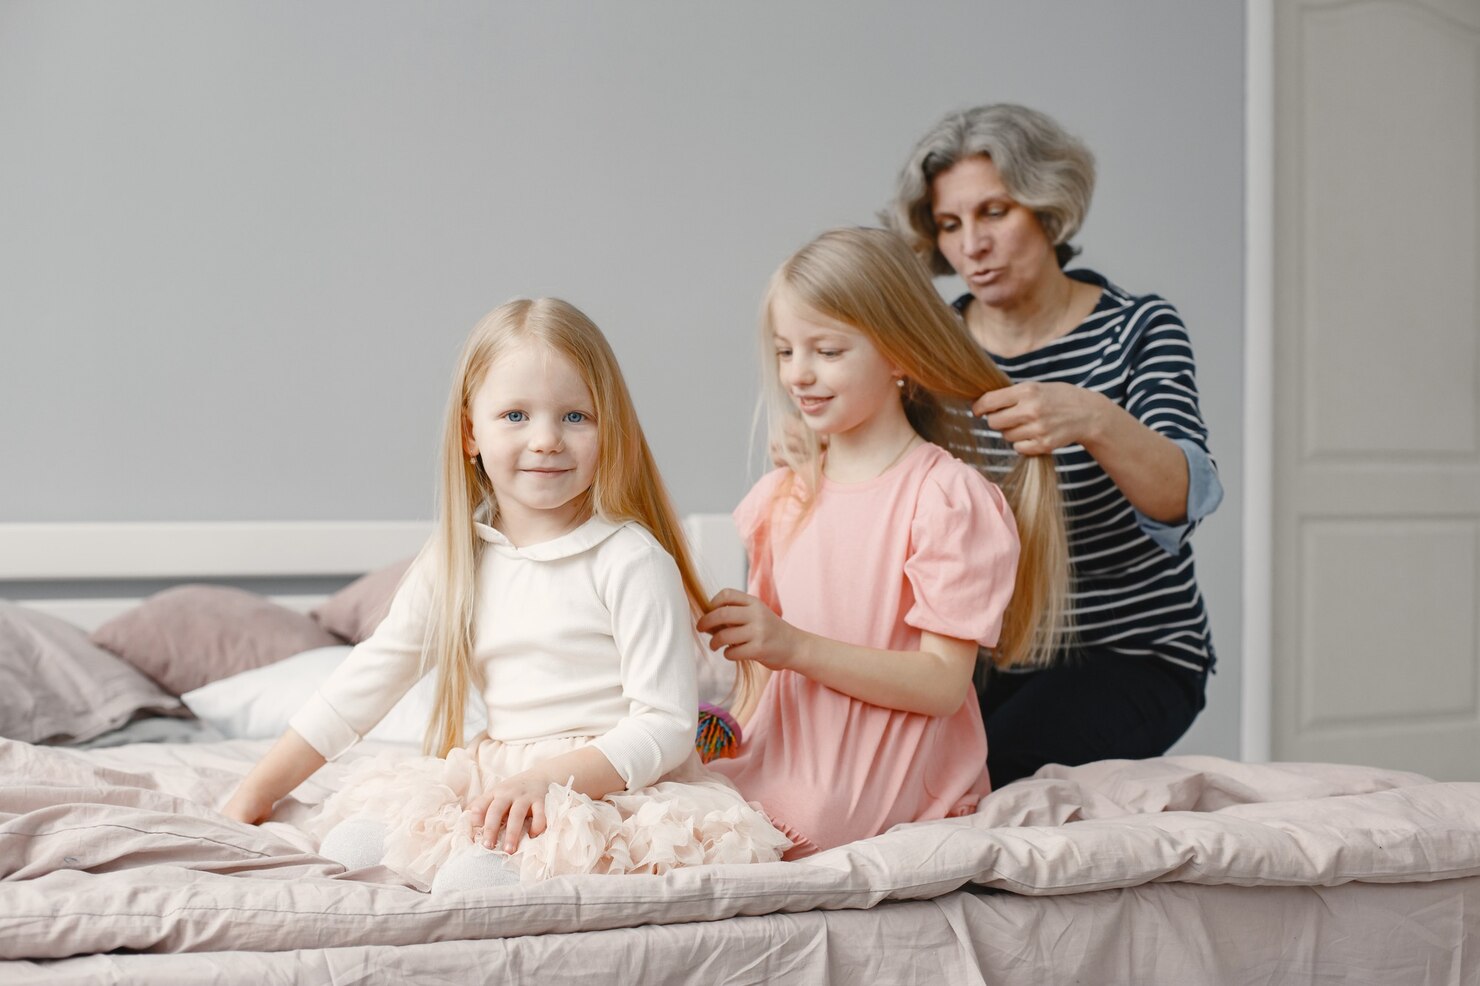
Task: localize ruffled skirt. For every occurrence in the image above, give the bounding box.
[310,734,791,884]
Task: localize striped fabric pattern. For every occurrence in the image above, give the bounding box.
[955,270,1217,673]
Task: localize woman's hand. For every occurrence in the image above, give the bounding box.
[697,588,801,671]
[972,382,1108,455]
[466,770,552,853]
[976,381,1192,522]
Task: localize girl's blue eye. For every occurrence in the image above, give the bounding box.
[563,411,587,424]
[818,349,842,358]
[504,411,526,423]
[775,349,793,359]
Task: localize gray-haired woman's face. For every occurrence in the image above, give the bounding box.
[929,155,1056,309]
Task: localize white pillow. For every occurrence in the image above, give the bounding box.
[181,645,487,746]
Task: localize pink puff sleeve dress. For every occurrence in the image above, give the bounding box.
[709,442,1019,857]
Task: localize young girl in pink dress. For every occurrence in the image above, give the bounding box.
[224,298,787,887]
[700,228,1069,857]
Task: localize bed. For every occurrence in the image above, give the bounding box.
[2,520,1478,985]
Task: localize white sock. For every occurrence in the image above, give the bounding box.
[431,842,522,893]
[317,817,388,871]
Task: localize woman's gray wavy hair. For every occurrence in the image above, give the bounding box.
[886,104,1096,274]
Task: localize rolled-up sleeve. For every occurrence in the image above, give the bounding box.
[1135,439,1225,553]
[1122,299,1224,553]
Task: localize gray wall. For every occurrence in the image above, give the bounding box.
[0,1,1245,757]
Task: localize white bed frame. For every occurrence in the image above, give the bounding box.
[0,515,746,632]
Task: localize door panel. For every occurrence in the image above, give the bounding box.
[1273,0,1480,779]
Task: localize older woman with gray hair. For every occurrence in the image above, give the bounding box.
[888,103,1222,786]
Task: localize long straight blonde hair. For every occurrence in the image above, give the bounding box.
[420,298,722,757]
[761,227,1071,669]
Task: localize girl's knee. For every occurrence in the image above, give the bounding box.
[430,843,521,894]
[318,817,389,871]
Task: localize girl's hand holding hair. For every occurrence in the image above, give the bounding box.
[696,588,801,671]
[699,589,978,719]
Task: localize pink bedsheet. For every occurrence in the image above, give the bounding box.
[2,739,1478,981]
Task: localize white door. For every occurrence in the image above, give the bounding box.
[1271,0,1480,779]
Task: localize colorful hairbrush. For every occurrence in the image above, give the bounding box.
[695,702,742,763]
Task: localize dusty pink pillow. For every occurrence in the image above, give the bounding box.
[311,558,413,644]
[91,585,341,695]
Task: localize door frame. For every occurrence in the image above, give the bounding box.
[1242,0,1274,763]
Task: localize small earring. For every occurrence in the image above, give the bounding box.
[895,377,906,389]
[468,455,478,468]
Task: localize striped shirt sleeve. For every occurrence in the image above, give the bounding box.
[1122,299,1224,549]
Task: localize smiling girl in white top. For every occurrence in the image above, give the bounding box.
[223,298,787,888]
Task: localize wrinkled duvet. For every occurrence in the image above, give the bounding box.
[2,738,1478,984]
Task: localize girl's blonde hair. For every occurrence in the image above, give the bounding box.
[420,297,727,757]
[761,227,1070,669]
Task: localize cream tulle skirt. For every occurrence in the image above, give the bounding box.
[310,734,790,884]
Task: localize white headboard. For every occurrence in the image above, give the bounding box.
[0,515,746,632]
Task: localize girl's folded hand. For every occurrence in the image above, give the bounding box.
[467,770,552,853]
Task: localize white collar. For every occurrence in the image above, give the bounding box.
[472,514,628,561]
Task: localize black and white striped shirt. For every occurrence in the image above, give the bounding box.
[955,270,1220,674]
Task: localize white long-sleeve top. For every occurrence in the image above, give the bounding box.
[288,516,699,790]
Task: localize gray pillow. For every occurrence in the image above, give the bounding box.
[0,601,183,744]
[311,558,413,644]
[91,585,342,695]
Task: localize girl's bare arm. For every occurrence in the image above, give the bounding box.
[221,729,327,824]
[697,589,976,717]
